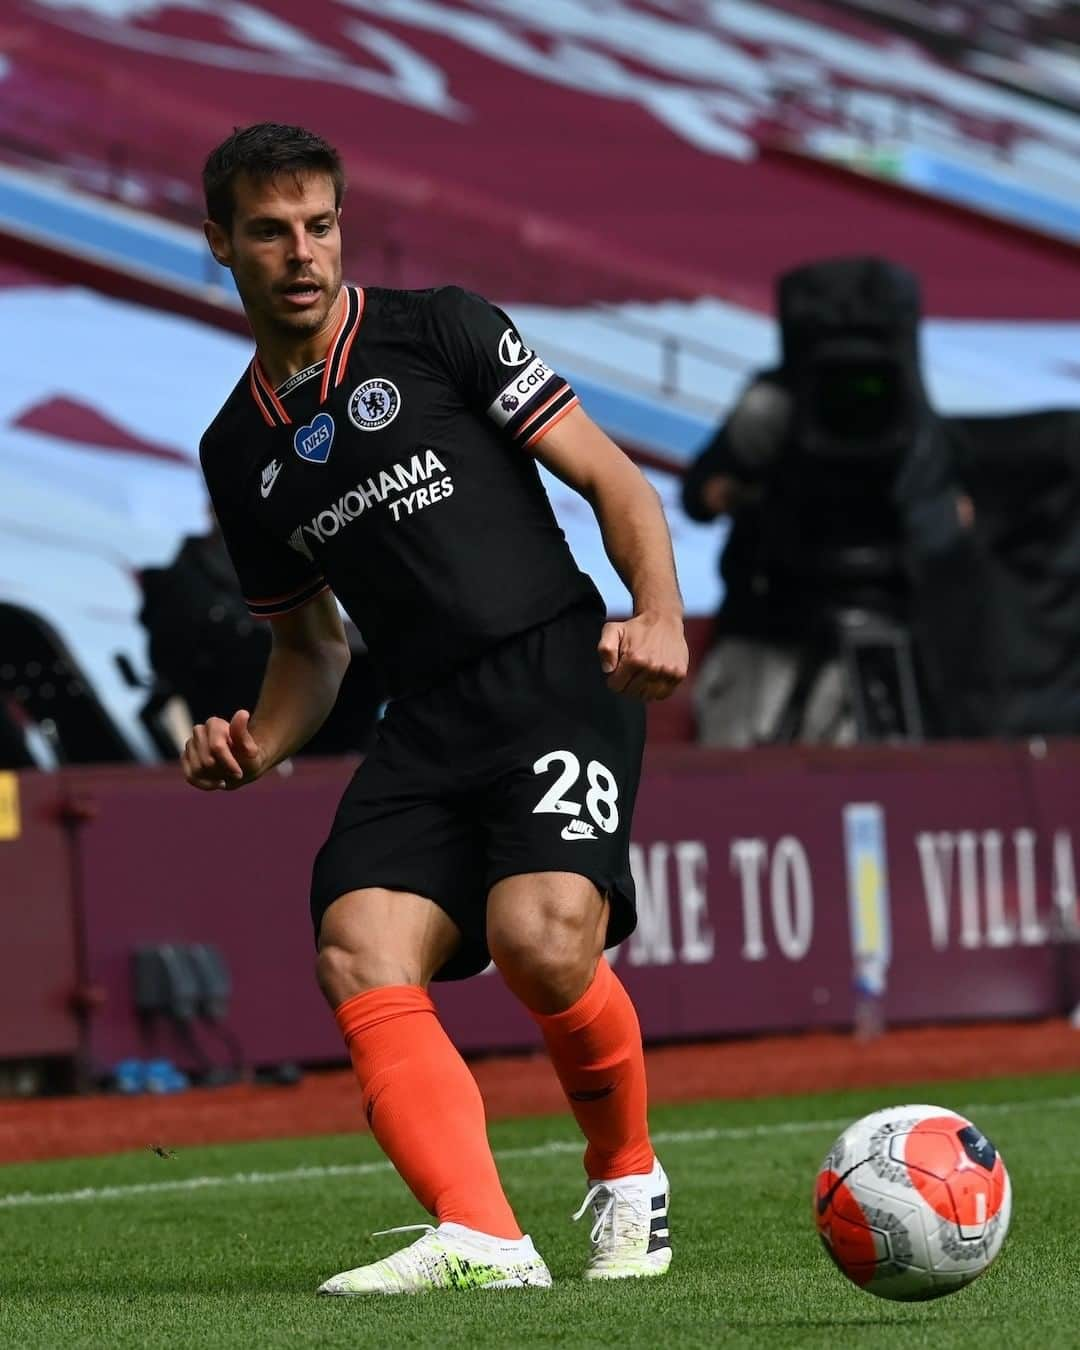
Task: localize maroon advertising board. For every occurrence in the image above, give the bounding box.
[0,772,79,1057]
[65,762,352,1072]
[3,741,1074,1073]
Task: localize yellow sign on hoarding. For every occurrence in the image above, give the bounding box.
[0,772,21,841]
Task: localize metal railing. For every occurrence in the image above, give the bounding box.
[590,304,754,399]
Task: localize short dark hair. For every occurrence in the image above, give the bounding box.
[203,123,345,231]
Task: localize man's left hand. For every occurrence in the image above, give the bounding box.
[598,613,689,701]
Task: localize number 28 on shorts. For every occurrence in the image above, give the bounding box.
[531,750,620,834]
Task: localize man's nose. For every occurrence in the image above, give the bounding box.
[288,226,314,264]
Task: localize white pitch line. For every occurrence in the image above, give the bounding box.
[0,1092,1076,1212]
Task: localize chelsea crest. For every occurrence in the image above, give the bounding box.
[348,378,401,432]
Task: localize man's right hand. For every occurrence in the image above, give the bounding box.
[699,474,762,518]
[181,709,268,791]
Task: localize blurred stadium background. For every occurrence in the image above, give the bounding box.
[0,0,1078,1196]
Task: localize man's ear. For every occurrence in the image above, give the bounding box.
[204,219,231,268]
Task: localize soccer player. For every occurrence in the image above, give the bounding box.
[184,123,688,1295]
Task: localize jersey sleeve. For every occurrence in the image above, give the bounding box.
[428,287,580,450]
[201,446,328,621]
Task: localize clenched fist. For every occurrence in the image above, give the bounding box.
[181,709,268,791]
[598,613,688,701]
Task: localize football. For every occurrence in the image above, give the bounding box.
[814,1103,1011,1301]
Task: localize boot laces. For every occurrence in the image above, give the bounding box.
[371,1223,436,1240]
[573,1184,616,1246]
[573,1183,649,1250]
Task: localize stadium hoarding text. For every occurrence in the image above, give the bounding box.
[0,742,1077,1068]
[568,744,1077,1043]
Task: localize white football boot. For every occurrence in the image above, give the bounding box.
[572,1157,672,1280]
[316,1222,552,1296]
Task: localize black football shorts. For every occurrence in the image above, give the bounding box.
[310,599,645,980]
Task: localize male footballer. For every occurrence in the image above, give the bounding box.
[184,123,688,1295]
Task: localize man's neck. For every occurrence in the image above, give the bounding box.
[253,286,346,388]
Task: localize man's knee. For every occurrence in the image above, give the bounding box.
[487,879,607,1012]
[315,888,461,1008]
[316,941,425,1006]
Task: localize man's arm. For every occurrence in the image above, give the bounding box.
[681,422,736,522]
[681,422,764,522]
[181,590,350,790]
[533,406,688,701]
[682,375,786,521]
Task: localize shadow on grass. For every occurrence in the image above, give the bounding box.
[1,1274,321,1297]
[720,1314,1004,1330]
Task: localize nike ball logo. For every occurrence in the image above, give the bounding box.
[817,1163,859,1216]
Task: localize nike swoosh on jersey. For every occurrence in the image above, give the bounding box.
[260,461,284,498]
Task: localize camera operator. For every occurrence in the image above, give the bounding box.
[682,257,975,746]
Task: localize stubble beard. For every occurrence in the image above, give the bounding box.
[240,267,343,344]
[268,296,333,339]
[269,276,340,337]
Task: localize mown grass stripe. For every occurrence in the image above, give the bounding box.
[1,1092,1076,1211]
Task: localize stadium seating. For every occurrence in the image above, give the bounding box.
[1,2,1079,756]
[0,603,134,766]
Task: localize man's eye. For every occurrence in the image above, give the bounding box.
[312,222,332,236]
[257,228,279,240]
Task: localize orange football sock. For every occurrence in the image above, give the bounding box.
[529,959,655,1181]
[335,985,522,1240]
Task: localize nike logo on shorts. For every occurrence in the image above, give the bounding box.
[561,820,597,841]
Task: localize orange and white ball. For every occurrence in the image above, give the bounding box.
[815,1104,1011,1301]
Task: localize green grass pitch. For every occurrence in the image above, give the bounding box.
[1,1071,1077,1349]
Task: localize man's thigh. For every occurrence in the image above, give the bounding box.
[311,756,489,980]
[478,633,645,954]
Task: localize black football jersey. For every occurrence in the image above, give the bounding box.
[200,285,601,697]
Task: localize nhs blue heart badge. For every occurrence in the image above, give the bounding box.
[294,412,335,464]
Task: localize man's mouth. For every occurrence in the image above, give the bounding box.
[279,281,322,307]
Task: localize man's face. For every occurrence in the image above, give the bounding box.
[206,171,343,338]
